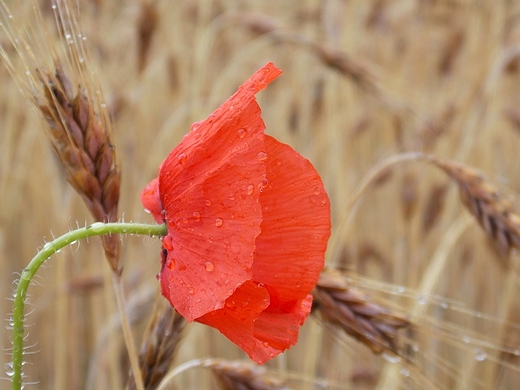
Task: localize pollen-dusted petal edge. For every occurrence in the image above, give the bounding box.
[141,62,331,364]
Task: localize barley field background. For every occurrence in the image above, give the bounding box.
[2,0,520,389]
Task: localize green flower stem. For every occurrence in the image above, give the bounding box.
[10,222,167,390]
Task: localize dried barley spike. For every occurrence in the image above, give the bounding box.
[38,64,121,272]
[430,157,520,258]
[205,359,290,390]
[126,303,187,390]
[312,269,410,355]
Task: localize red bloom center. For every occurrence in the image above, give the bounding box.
[141,62,331,364]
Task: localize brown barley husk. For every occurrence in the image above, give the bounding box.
[312,268,410,356]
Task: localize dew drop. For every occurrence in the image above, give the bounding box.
[257,151,267,161]
[263,341,269,347]
[179,264,187,271]
[166,259,175,270]
[204,261,214,272]
[382,353,401,364]
[193,211,201,221]
[475,349,487,361]
[237,128,246,138]
[190,121,202,132]
[400,368,410,377]
[463,336,471,344]
[258,178,268,191]
[321,198,327,205]
[417,294,427,305]
[163,237,173,250]
[226,300,236,308]
[177,153,187,164]
[51,4,57,9]
[215,218,223,227]
[310,196,317,203]
[188,287,195,294]
[314,188,321,196]
[247,184,254,195]
[205,199,211,206]
[4,362,14,376]
[229,194,235,201]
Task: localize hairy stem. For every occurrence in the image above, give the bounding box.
[11,222,166,390]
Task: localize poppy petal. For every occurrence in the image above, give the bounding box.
[252,294,313,362]
[158,64,283,321]
[141,177,163,224]
[197,280,270,361]
[252,136,331,304]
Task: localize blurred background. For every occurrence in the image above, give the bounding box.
[3,0,520,388]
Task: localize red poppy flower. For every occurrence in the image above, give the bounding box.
[141,62,331,364]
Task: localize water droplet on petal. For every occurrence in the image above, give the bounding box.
[229,194,235,201]
[188,287,195,294]
[262,341,269,347]
[215,218,223,227]
[226,300,236,308]
[193,211,201,221]
[163,237,173,250]
[247,184,254,195]
[258,178,268,191]
[166,259,175,270]
[205,199,211,206]
[237,128,246,138]
[314,187,321,195]
[190,121,202,132]
[257,151,267,161]
[182,217,189,224]
[310,197,317,203]
[417,294,427,305]
[178,153,187,164]
[205,262,214,271]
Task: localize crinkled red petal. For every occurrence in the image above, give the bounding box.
[140,177,163,224]
[158,63,283,321]
[252,136,331,305]
[197,280,270,360]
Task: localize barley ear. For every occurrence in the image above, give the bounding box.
[312,268,410,356]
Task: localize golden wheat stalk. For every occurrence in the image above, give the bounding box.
[312,268,410,356]
[126,302,187,390]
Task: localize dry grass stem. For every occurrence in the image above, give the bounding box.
[206,359,290,390]
[126,302,187,390]
[312,269,410,356]
[422,182,450,234]
[429,157,520,260]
